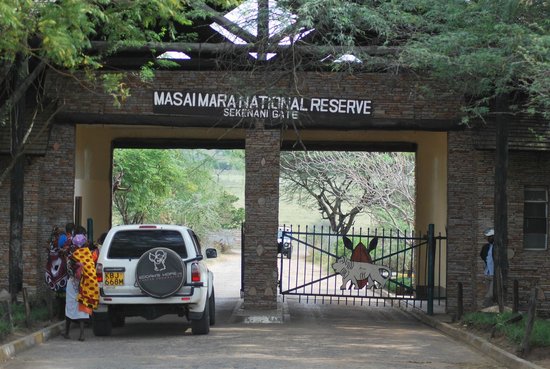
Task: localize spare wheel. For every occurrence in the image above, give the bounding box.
[136,247,186,298]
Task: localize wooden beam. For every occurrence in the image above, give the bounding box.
[280,141,417,152]
[257,0,269,61]
[111,137,416,152]
[90,41,399,57]
[113,137,245,150]
[192,2,257,44]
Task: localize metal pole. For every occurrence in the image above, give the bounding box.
[457,282,463,321]
[427,224,435,315]
[87,218,94,242]
[240,222,245,299]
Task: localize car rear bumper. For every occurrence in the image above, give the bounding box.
[97,286,208,314]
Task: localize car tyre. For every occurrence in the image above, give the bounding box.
[209,289,216,326]
[191,298,210,335]
[286,246,292,259]
[92,312,113,336]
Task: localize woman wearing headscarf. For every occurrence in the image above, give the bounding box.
[64,233,99,341]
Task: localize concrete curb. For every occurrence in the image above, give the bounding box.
[0,298,285,363]
[0,321,64,363]
[229,298,287,324]
[404,308,546,369]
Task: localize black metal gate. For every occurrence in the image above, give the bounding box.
[278,224,447,313]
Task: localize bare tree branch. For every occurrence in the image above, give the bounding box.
[0,100,64,187]
[192,2,257,43]
[280,151,415,233]
[0,60,46,123]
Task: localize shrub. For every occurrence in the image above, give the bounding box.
[0,301,51,339]
[463,312,550,347]
[386,275,413,294]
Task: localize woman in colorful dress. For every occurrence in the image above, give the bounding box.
[64,233,99,341]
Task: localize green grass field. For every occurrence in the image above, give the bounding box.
[219,169,370,228]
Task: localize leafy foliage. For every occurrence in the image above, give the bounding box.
[395,0,550,119]
[1,0,194,69]
[463,311,550,347]
[0,0,239,126]
[280,0,549,117]
[112,149,180,224]
[112,149,244,235]
[386,275,413,294]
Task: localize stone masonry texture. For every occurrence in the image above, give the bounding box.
[1,70,549,315]
[0,124,75,297]
[447,127,550,317]
[244,127,280,310]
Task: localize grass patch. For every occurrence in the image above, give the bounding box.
[462,312,550,347]
[0,320,12,339]
[0,302,51,339]
[386,275,413,294]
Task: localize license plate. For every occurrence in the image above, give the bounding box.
[104,272,124,286]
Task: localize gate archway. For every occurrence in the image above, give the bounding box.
[74,120,449,310]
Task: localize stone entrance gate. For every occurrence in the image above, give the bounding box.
[2,68,498,315]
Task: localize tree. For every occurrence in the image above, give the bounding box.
[112,149,180,224]
[112,149,244,236]
[342,152,415,230]
[397,0,550,118]
[391,0,550,313]
[0,0,233,298]
[159,149,245,235]
[280,151,415,234]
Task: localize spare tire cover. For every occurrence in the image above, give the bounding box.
[136,247,186,298]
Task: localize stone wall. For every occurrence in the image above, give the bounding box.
[44,70,462,310]
[48,71,461,124]
[448,129,550,316]
[507,150,550,315]
[0,124,75,296]
[2,69,549,316]
[447,130,479,313]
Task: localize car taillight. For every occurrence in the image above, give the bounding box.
[191,262,201,282]
[96,263,103,283]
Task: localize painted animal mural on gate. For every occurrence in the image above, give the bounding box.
[332,236,391,290]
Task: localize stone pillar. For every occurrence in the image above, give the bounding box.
[243,127,280,310]
[447,130,480,314]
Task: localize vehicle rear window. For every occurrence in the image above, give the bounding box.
[107,230,188,259]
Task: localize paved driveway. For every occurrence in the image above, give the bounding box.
[0,295,504,369]
[0,249,505,369]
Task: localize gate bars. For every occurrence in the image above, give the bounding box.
[278,224,447,314]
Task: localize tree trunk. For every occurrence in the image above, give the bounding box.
[494,94,509,313]
[256,0,269,61]
[8,54,27,301]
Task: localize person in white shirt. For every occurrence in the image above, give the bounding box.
[479,228,495,306]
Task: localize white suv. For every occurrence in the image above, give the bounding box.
[93,224,216,336]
